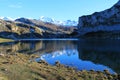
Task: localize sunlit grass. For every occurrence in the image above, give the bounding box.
[0,53,119,80]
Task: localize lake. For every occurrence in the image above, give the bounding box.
[0,39,120,74]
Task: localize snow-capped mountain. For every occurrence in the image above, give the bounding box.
[40,16,54,23]
[0,17,14,21]
[0,16,78,26]
[39,16,78,26]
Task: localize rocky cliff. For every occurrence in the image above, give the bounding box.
[78,0,120,38]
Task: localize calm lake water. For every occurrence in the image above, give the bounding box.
[0,39,120,73]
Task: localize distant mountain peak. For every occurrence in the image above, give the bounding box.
[0,17,14,21]
[39,16,78,26]
[39,16,54,23]
[0,16,78,26]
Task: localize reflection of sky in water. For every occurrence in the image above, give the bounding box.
[0,39,119,73]
[37,49,115,74]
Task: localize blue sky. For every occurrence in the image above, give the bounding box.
[0,0,118,21]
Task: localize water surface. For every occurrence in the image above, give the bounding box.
[0,39,120,73]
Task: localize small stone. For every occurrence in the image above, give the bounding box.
[81,70,87,73]
[1,68,7,71]
[2,62,9,64]
[107,75,113,80]
[90,69,94,72]
[104,76,108,79]
[113,73,118,78]
[118,74,120,80]
[38,60,48,65]
[104,69,110,75]
[55,61,60,65]
[0,53,4,57]
[55,61,63,67]
[97,70,101,74]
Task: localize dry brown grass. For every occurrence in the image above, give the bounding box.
[0,53,119,80]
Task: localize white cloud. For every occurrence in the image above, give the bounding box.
[8,2,22,8]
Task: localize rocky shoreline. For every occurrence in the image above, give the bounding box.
[0,53,119,80]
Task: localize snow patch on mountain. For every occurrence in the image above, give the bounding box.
[39,16,78,26]
[0,16,78,26]
[40,16,54,23]
[0,17,14,21]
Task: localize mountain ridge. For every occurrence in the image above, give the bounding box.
[78,0,120,28]
[0,16,77,26]
[0,17,77,39]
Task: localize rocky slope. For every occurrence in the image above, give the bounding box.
[0,18,77,39]
[78,0,120,38]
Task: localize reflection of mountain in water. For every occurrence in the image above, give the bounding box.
[40,49,78,60]
[0,40,77,54]
[0,39,120,73]
[78,40,120,73]
[0,41,44,54]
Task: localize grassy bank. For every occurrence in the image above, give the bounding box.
[0,38,14,43]
[0,53,119,80]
